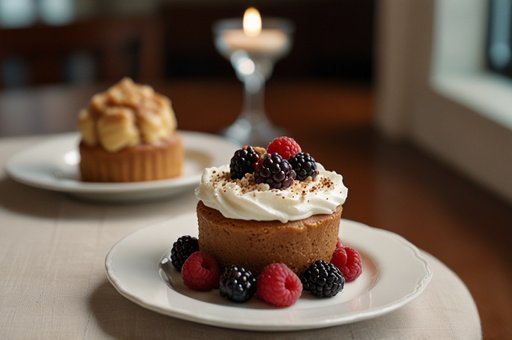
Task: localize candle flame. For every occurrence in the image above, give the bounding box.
[243,7,261,37]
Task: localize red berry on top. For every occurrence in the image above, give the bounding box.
[336,238,343,248]
[267,137,302,160]
[333,246,362,282]
[181,251,221,291]
[331,246,348,268]
[257,263,303,307]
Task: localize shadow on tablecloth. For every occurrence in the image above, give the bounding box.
[88,280,345,339]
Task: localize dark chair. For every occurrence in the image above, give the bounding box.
[0,15,163,88]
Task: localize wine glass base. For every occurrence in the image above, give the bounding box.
[222,116,287,146]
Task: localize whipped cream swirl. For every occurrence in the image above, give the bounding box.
[195,164,348,223]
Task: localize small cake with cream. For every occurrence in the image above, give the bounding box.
[78,78,183,182]
[195,137,348,274]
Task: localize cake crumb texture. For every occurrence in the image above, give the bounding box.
[197,201,342,274]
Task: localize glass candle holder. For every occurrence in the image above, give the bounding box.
[213,11,294,146]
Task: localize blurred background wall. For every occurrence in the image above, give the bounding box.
[0,0,375,88]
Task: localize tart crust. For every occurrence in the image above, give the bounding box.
[79,132,183,182]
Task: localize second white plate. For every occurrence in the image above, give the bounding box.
[5,131,238,202]
[105,213,432,331]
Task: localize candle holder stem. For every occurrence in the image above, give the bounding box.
[213,16,293,145]
[242,73,265,121]
[223,53,285,145]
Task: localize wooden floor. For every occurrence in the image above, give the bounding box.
[0,79,510,338]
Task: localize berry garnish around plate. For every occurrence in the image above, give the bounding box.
[219,265,257,303]
[301,260,345,298]
[334,246,363,282]
[181,251,221,291]
[256,263,303,307]
[170,235,199,272]
[163,238,364,306]
[331,246,348,269]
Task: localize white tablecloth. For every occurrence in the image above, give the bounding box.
[0,136,481,339]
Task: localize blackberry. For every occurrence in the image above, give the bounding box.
[254,153,296,189]
[170,235,199,272]
[219,265,257,302]
[289,152,319,181]
[229,146,260,179]
[301,260,345,298]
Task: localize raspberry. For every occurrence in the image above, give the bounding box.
[229,146,260,179]
[254,153,296,190]
[336,247,363,282]
[289,152,319,181]
[267,136,301,160]
[181,251,221,291]
[301,260,345,298]
[170,235,199,272]
[256,263,303,307]
[331,246,348,268]
[219,265,257,302]
[336,238,343,248]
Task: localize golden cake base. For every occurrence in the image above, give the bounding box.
[79,132,183,182]
[197,201,342,274]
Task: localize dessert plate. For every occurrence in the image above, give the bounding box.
[5,131,238,202]
[105,213,432,331]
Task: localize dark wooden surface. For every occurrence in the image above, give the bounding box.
[0,79,510,339]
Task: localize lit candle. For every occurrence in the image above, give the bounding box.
[221,7,290,55]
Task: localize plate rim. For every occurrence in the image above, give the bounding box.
[5,131,238,195]
[105,214,432,331]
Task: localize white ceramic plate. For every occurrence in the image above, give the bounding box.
[5,131,238,202]
[105,213,432,331]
